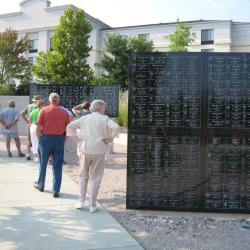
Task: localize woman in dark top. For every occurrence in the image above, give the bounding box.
[72,101,91,118]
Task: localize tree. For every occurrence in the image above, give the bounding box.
[0,28,30,85]
[130,36,154,52]
[96,34,154,92]
[33,8,93,85]
[32,51,59,84]
[0,83,15,95]
[166,19,196,52]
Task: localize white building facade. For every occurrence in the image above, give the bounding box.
[1,0,250,74]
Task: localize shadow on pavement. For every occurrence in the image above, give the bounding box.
[0,206,93,249]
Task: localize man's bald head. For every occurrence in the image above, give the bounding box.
[8,100,15,108]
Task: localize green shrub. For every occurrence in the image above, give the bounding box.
[115,97,128,127]
[91,76,116,85]
[0,84,15,95]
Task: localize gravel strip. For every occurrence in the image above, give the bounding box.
[63,142,250,250]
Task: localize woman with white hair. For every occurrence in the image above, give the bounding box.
[67,100,119,213]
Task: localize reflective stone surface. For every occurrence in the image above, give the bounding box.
[130,53,202,129]
[30,84,119,117]
[127,52,250,213]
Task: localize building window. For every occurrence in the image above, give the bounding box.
[121,35,128,39]
[201,29,214,45]
[138,33,150,41]
[28,57,34,64]
[29,39,38,53]
[50,38,54,50]
[201,48,214,52]
[28,57,36,65]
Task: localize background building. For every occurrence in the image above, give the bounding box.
[0,0,250,74]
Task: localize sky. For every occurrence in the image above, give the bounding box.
[1,0,250,27]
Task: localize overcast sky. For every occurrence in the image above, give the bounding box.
[1,0,250,27]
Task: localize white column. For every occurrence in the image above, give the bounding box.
[38,30,49,51]
[88,30,99,73]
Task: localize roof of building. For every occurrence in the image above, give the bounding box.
[44,4,110,28]
[0,12,23,18]
[233,21,250,25]
[0,1,110,29]
[20,0,51,7]
[101,19,233,31]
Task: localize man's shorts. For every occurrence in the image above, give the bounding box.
[3,133,19,140]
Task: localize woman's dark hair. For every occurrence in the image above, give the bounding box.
[82,101,90,110]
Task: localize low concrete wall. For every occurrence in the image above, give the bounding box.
[0,96,30,136]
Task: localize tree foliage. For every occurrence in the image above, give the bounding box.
[0,83,15,95]
[33,8,93,85]
[0,28,30,85]
[97,34,154,91]
[166,19,196,52]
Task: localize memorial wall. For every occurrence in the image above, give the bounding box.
[30,84,119,117]
[127,52,250,213]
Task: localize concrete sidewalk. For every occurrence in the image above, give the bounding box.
[114,133,127,146]
[0,140,143,250]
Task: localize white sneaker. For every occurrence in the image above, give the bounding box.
[74,201,84,209]
[89,206,98,213]
[34,157,39,163]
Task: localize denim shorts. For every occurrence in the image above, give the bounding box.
[3,133,19,139]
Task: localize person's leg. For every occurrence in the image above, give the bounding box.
[89,154,105,207]
[51,135,64,194]
[78,153,92,201]
[14,135,25,157]
[30,124,38,161]
[37,135,52,190]
[5,135,11,155]
[26,125,32,160]
[75,153,91,209]
[14,136,21,153]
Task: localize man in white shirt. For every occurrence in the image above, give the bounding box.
[67,100,119,213]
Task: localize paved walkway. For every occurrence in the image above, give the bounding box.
[114,133,127,146]
[0,138,143,250]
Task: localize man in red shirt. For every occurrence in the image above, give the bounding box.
[34,93,70,198]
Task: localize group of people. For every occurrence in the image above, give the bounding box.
[0,93,119,213]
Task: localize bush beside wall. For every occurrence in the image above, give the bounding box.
[115,95,128,127]
[0,84,15,95]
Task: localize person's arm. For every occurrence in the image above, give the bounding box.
[0,113,4,127]
[28,113,33,125]
[66,117,82,138]
[20,107,29,124]
[36,108,44,139]
[6,120,18,129]
[36,125,42,139]
[71,108,78,116]
[64,113,71,141]
[103,118,120,144]
[66,109,74,121]
[72,104,83,111]
[72,104,85,116]
[0,118,7,128]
